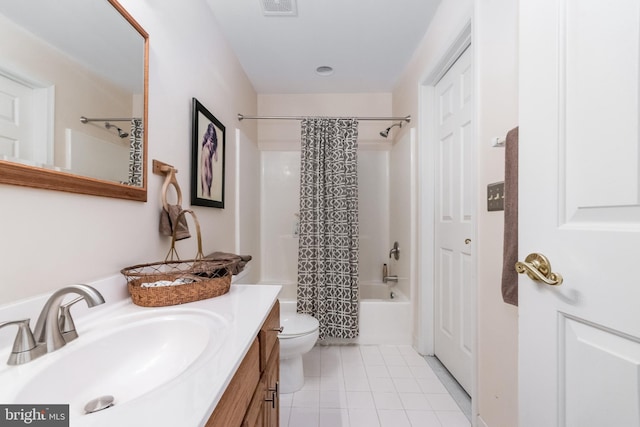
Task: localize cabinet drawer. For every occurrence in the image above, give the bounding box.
[206,338,260,427]
[258,301,280,372]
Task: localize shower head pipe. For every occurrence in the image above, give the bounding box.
[104,122,129,139]
[80,116,138,139]
[380,121,404,138]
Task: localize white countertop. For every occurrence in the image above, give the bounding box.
[0,279,281,427]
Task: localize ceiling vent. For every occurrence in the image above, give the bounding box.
[260,0,297,16]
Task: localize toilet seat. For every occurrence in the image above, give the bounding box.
[279,313,319,339]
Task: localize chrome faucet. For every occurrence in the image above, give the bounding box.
[0,319,46,365]
[33,284,105,353]
[383,274,398,284]
[382,263,398,284]
[0,285,104,365]
[58,296,85,342]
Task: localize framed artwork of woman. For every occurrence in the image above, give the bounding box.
[191,98,225,208]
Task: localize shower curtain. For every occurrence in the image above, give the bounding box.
[296,117,360,340]
[128,118,144,186]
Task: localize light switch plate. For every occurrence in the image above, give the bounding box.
[487,182,505,211]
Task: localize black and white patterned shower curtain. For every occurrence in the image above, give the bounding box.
[128,118,143,186]
[296,117,360,340]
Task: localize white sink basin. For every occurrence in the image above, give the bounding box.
[0,306,228,419]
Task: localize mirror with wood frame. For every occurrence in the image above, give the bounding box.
[0,0,148,201]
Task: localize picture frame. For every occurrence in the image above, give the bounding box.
[191,98,225,208]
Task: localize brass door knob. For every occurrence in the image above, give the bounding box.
[515,253,563,286]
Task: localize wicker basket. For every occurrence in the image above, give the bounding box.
[121,209,232,307]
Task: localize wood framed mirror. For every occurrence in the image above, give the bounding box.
[0,0,148,201]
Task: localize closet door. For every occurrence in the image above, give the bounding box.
[433,45,474,394]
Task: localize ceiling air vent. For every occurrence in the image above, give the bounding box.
[260,0,297,16]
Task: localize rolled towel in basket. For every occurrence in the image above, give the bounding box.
[141,277,196,288]
[204,251,252,275]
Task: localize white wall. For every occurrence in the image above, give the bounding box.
[474,0,519,425]
[0,0,260,305]
[393,0,519,426]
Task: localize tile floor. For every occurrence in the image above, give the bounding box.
[279,344,471,427]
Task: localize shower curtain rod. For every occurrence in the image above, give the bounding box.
[80,116,140,123]
[237,113,411,123]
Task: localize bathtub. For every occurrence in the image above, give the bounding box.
[271,282,412,345]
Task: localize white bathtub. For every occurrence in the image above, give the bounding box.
[271,282,412,345]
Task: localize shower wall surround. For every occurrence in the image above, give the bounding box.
[260,149,391,285]
[389,129,415,302]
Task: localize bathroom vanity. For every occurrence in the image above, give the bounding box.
[206,301,280,427]
[0,278,281,427]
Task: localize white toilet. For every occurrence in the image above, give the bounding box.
[278,312,319,394]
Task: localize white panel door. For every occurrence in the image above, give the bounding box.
[0,74,33,159]
[0,73,51,164]
[434,46,474,394]
[519,1,640,426]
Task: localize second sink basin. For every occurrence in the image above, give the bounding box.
[0,306,228,419]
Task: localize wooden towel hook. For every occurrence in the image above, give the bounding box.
[153,159,183,211]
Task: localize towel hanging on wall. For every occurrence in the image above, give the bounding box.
[501,127,519,306]
[158,165,191,241]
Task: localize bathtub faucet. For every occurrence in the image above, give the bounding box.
[382,263,398,284]
[383,274,398,284]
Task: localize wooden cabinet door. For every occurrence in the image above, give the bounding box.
[208,302,281,427]
[206,339,260,427]
[244,342,280,427]
[264,343,280,427]
[242,376,267,427]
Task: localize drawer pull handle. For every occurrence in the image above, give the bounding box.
[268,381,278,395]
[270,326,284,333]
[264,392,276,409]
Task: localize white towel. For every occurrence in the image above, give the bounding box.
[141,278,196,288]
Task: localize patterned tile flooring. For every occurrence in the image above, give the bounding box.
[279,344,471,427]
